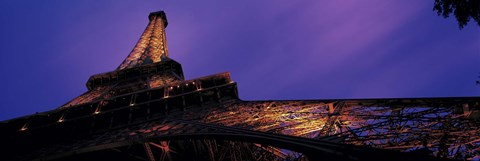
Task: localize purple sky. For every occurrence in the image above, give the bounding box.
[0,1,479,120]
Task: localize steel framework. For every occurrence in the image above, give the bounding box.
[1,11,479,161]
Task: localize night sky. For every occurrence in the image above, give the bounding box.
[1,1,479,121]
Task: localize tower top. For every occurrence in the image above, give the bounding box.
[148,11,168,26]
[117,10,170,70]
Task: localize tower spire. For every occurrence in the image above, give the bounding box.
[117,11,169,70]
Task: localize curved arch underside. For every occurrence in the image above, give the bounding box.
[34,118,445,161]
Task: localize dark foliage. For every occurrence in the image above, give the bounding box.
[433,0,480,29]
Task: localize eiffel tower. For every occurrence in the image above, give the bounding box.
[1,11,480,161]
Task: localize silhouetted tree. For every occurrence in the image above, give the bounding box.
[433,0,480,29]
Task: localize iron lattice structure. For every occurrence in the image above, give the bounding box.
[1,11,480,161]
